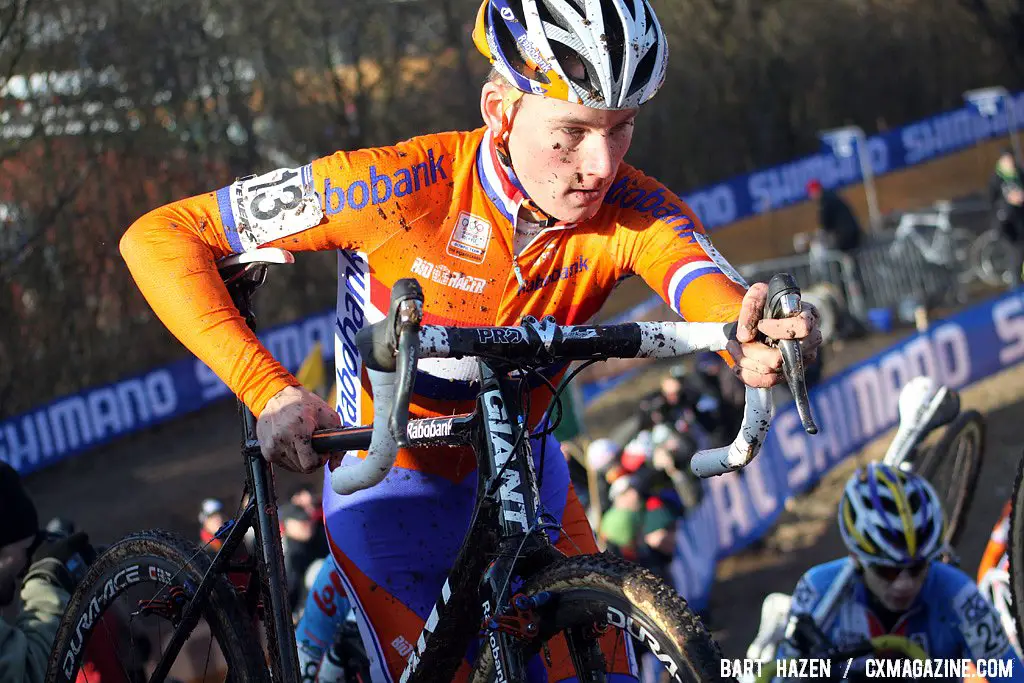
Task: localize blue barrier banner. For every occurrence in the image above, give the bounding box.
[0,309,336,475]
[671,287,1024,612]
[685,91,1024,228]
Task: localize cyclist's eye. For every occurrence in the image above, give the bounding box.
[562,127,586,140]
[867,563,900,581]
[907,561,928,577]
[612,120,635,135]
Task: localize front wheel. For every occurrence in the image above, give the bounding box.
[46,530,267,683]
[914,409,985,548]
[469,553,729,683]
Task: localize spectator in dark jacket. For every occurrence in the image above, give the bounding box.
[989,148,1024,286]
[0,462,98,683]
[807,179,863,253]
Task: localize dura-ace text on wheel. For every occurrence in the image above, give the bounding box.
[46,530,266,683]
[468,555,729,683]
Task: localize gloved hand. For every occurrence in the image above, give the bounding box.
[23,531,97,592]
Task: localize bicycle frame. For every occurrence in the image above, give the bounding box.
[390,360,569,683]
[893,205,956,265]
[148,268,302,683]
[146,313,563,682]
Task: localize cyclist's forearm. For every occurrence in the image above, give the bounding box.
[120,205,299,417]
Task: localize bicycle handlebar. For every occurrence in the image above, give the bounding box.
[313,273,818,494]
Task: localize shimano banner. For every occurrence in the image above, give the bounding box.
[0,309,336,475]
[690,91,1024,227]
[670,287,1024,612]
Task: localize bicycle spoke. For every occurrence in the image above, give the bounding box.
[98,598,135,683]
[564,626,608,683]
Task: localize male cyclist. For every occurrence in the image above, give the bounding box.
[776,464,1023,681]
[119,0,821,679]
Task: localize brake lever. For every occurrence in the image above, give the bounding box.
[354,278,424,449]
[766,273,819,435]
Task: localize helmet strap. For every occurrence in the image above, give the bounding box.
[494,89,560,228]
[494,88,523,167]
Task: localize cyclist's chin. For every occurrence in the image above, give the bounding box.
[549,196,604,224]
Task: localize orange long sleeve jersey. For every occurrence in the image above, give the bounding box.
[120,127,748,425]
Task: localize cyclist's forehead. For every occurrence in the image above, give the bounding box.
[519,94,637,129]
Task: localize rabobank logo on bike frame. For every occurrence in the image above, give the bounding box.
[604,175,694,231]
[335,250,370,427]
[318,149,447,215]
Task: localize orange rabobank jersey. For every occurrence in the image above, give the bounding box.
[121,127,747,439]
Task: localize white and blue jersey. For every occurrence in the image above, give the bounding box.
[780,558,1024,681]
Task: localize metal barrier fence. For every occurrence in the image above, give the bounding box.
[737,234,966,325]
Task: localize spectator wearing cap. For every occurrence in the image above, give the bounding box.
[0,462,97,683]
[807,179,863,254]
[989,147,1024,286]
[598,475,644,561]
[198,498,226,552]
[619,432,653,474]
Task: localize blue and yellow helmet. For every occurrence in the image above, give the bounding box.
[838,463,946,567]
[472,0,668,110]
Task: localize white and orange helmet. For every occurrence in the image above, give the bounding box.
[473,0,669,110]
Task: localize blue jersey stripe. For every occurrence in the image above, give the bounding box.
[672,266,720,313]
[215,186,244,253]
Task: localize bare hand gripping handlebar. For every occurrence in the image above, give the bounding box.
[313,274,819,493]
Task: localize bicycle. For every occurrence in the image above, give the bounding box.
[46,248,817,683]
[878,376,986,549]
[1005,450,1024,652]
[889,200,975,284]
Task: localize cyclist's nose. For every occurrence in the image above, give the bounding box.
[579,135,615,180]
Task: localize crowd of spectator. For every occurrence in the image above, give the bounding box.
[567,353,745,621]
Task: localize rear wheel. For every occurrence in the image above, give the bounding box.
[915,410,985,547]
[971,229,1018,287]
[46,530,267,683]
[469,554,730,683]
